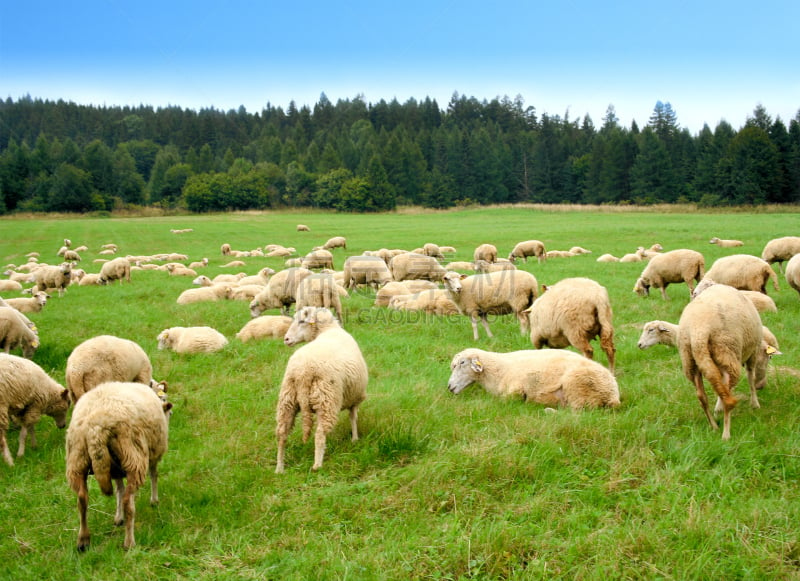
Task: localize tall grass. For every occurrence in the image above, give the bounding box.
[1,207,799,579]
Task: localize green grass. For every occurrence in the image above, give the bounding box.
[1,207,800,579]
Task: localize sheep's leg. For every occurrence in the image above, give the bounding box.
[692,372,718,431]
[349,405,360,442]
[122,483,138,550]
[76,477,91,551]
[745,363,761,409]
[468,314,481,340]
[516,311,530,335]
[312,423,328,471]
[149,464,160,505]
[474,314,493,339]
[16,423,32,458]
[0,426,13,466]
[660,286,669,300]
[709,370,738,440]
[600,333,616,375]
[114,478,126,525]
[275,402,297,474]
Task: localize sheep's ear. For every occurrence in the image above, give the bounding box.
[541,284,549,293]
[163,402,173,415]
[470,358,484,373]
[61,389,71,404]
[459,274,467,280]
[658,324,670,332]
[766,344,782,357]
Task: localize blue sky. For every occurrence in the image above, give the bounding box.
[2,0,798,133]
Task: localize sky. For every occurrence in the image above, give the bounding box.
[1,0,798,134]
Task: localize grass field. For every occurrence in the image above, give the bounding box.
[1,206,800,580]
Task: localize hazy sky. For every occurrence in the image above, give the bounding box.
[2,0,798,133]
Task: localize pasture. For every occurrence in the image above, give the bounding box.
[1,206,800,579]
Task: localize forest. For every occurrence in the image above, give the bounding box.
[0,93,798,213]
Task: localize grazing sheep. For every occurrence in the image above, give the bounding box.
[508,240,547,264]
[473,243,498,264]
[474,259,516,273]
[527,277,616,373]
[342,255,392,290]
[99,257,131,285]
[33,262,72,297]
[632,249,706,300]
[703,254,780,294]
[301,249,334,270]
[0,280,23,292]
[3,291,49,313]
[442,270,538,340]
[389,252,447,282]
[176,283,233,304]
[0,354,70,466]
[0,307,39,358]
[374,280,438,307]
[322,236,347,250]
[786,253,800,297]
[66,381,171,551]
[236,315,293,342]
[295,273,344,321]
[249,267,314,316]
[637,319,779,354]
[276,307,367,473]
[421,243,445,260]
[761,236,800,273]
[678,283,770,440]
[297,224,310,232]
[388,289,459,316]
[596,253,620,263]
[65,335,155,403]
[157,326,228,354]
[710,237,744,248]
[447,348,620,409]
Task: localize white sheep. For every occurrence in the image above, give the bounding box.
[527,277,616,373]
[444,261,476,272]
[157,326,228,354]
[703,254,780,294]
[166,264,197,277]
[176,283,233,304]
[637,319,780,353]
[0,280,23,292]
[596,253,620,263]
[0,307,39,358]
[546,250,577,259]
[447,348,620,409]
[237,267,276,287]
[322,236,347,250]
[78,273,102,286]
[211,272,246,284]
[229,284,266,301]
[3,291,49,313]
[738,290,777,313]
[343,255,393,290]
[569,246,592,255]
[389,252,447,282]
[474,259,516,273]
[0,353,70,466]
[374,280,438,307]
[65,335,155,402]
[473,243,498,264]
[276,307,367,473]
[632,249,706,300]
[66,381,171,550]
[678,283,771,440]
[421,242,445,260]
[297,224,310,231]
[221,260,247,268]
[63,249,82,262]
[761,236,800,273]
[301,249,334,270]
[619,248,647,262]
[188,257,209,269]
[220,243,232,255]
[388,289,459,316]
[508,240,547,263]
[236,315,293,342]
[267,247,294,258]
[249,267,314,316]
[709,237,744,248]
[98,257,131,285]
[33,262,72,297]
[786,253,800,297]
[442,269,538,340]
[295,273,344,321]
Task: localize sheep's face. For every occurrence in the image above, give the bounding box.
[633,277,650,296]
[442,272,464,293]
[637,322,670,349]
[448,352,483,394]
[157,330,172,350]
[48,389,71,428]
[284,307,334,346]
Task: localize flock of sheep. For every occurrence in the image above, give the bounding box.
[1,229,800,551]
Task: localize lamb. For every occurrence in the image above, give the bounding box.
[157,326,228,354]
[295,273,344,321]
[678,282,771,440]
[176,283,233,304]
[388,289,459,316]
[710,237,744,248]
[527,277,616,373]
[447,348,620,409]
[473,243,498,264]
[297,224,310,231]
[322,236,347,250]
[632,249,706,300]
[276,307,367,473]
[374,280,438,307]
[3,291,49,313]
[389,252,447,282]
[301,249,334,270]
[33,262,72,297]
[0,307,39,358]
[98,257,131,285]
[0,354,70,466]
[761,236,800,273]
[235,315,293,342]
[249,267,313,316]
[703,254,780,294]
[786,253,800,297]
[508,240,547,264]
[66,381,171,550]
[342,255,393,290]
[65,335,156,402]
[442,269,538,340]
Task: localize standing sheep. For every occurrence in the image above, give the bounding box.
[473,243,498,264]
[786,253,800,297]
[389,252,447,282]
[637,319,780,355]
[276,307,368,473]
[761,236,800,273]
[343,255,393,290]
[703,254,779,294]
[0,307,39,358]
[33,262,72,297]
[236,315,293,342]
[442,270,538,340]
[527,277,616,373]
[322,236,347,250]
[0,354,70,466]
[508,240,547,264]
[99,257,132,285]
[157,326,228,354]
[295,273,344,321]
[447,348,620,409]
[632,249,706,300]
[678,283,770,440]
[249,267,313,316]
[301,249,334,270]
[297,224,310,232]
[710,237,744,248]
[66,381,172,551]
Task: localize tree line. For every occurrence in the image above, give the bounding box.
[0,93,798,214]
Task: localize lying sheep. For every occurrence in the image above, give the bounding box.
[527,277,616,373]
[212,272,246,284]
[276,307,367,473]
[237,267,275,287]
[546,250,577,259]
[188,257,209,269]
[66,381,172,550]
[33,262,72,297]
[473,243,498,264]
[596,253,620,263]
[78,273,102,286]
[738,290,777,313]
[445,261,476,272]
[786,253,800,297]
[3,291,49,313]
[0,280,23,292]
[374,280,438,307]
[343,255,392,290]
[619,248,647,263]
[703,254,780,294]
[633,249,705,300]
[99,257,131,285]
[176,283,233,304]
[221,260,247,268]
[761,236,800,273]
[236,315,293,342]
[569,246,592,255]
[65,335,155,402]
[166,264,197,277]
[322,236,347,250]
[157,326,228,354]
[678,283,770,440]
[295,273,344,321]
[442,270,538,340]
[710,237,744,248]
[0,354,70,466]
[388,289,459,316]
[229,284,266,301]
[474,259,516,273]
[0,307,39,358]
[249,267,313,316]
[447,348,620,409]
[221,243,232,255]
[389,252,447,282]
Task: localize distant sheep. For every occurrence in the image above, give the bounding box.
[374,280,438,307]
[276,307,367,473]
[786,253,800,297]
[157,326,228,354]
[249,267,313,316]
[63,250,82,262]
[447,348,620,409]
[237,267,276,287]
[473,243,498,264]
[297,224,310,231]
[422,243,445,260]
[528,277,616,373]
[295,273,344,321]
[445,261,476,272]
[322,236,347,250]
[343,255,392,290]
[229,284,266,301]
[301,249,334,270]
[188,257,209,269]
[66,381,171,550]
[0,307,39,358]
[99,257,131,285]
[176,283,233,304]
[220,243,232,255]
[508,240,547,264]
[3,291,49,313]
[596,254,620,263]
[633,249,706,300]
[389,252,447,282]
[761,236,800,273]
[221,260,247,268]
[235,315,293,342]
[619,248,647,263]
[703,254,779,294]
[546,250,577,259]
[474,259,516,273]
[33,262,72,297]
[709,237,744,248]
[569,246,592,255]
[166,264,197,277]
[0,353,70,466]
[388,289,459,316]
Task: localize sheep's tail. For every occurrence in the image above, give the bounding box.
[768,266,780,291]
[690,334,738,409]
[86,426,115,496]
[597,302,616,372]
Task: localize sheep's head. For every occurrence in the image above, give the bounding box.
[691,278,717,300]
[47,389,71,429]
[637,321,675,349]
[284,307,337,346]
[156,329,172,350]
[633,277,650,296]
[448,349,485,394]
[442,271,465,293]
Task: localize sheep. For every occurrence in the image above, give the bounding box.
[221,260,247,268]
[388,289,459,316]
[596,253,620,263]
[0,354,70,466]
[422,243,445,260]
[442,269,538,340]
[527,277,616,373]
[322,236,347,250]
[267,247,295,258]
[637,319,780,354]
[0,280,24,292]
[212,272,246,284]
[188,257,209,269]
[343,255,393,290]
[69,268,86,285]
[297,224,310,232]
[546,250,577,259]
[157,326,228,354]
[738,290,777,313]
[447,348,620,409]
[710,237,744,248]
[389,252,447,282]
[678,282,771,440]
[569,246,592,255]
[473,243,498,264]
[165,264,197,277]
[220,243,232,255]
[78,273,102,286]
[285,258,302,268]
[33,262,72,297]
[295,273,344,321]
[276,307,367,473]
[703,254,780,294]
[619,248,647,263]
[0,307,39,358]
[249,267,313,316]
[508,240,547,264]
[237,267,275,287]
[761,236,800,273]
[236,315,293,342]
[229,284,266,301]
[786,253,800,297]
[301,249,334,270]
[98,257,131,285]
[66,381,171,551]
[3,291,49,313]
[65,335,156,403]
[474,259,516,273]
[176,283,233,304]
[374,280,438,307]
[632,249,706,300]
[445,261,476,272]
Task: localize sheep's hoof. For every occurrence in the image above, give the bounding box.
[311,464,322,471]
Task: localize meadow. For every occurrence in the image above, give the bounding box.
[1,206,799,580]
